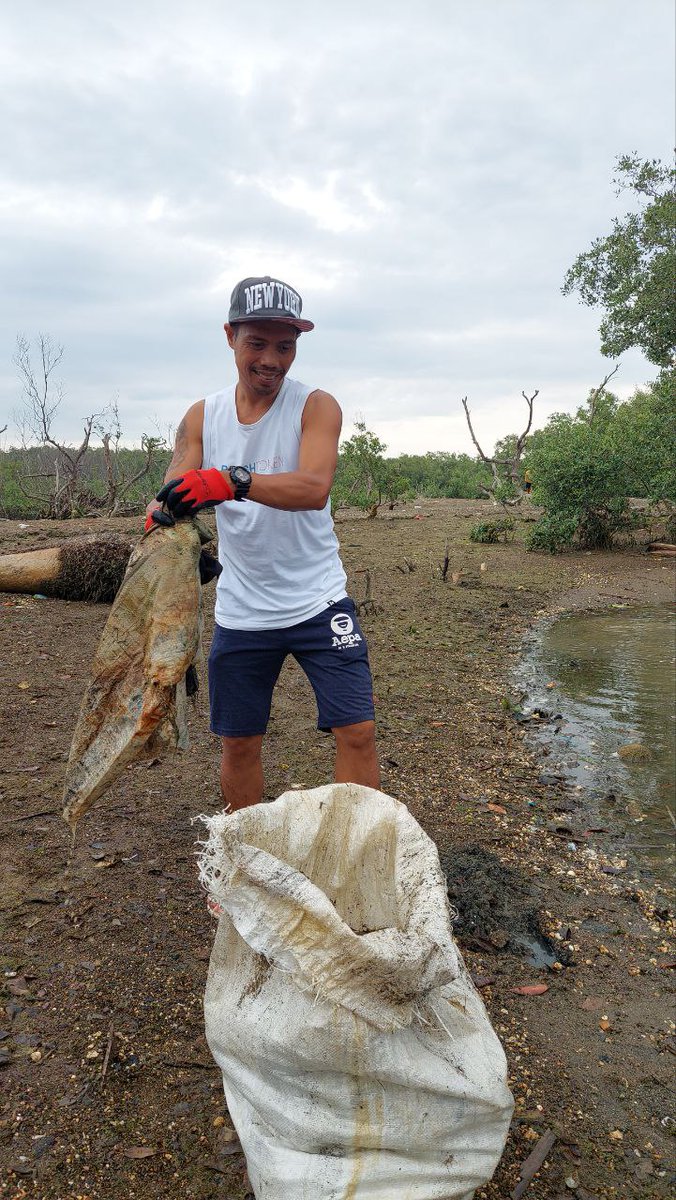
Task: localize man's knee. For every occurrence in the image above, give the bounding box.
[332,720,376,754]
[221,734,263,768]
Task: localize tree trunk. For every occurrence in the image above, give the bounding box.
[0,547,62,593]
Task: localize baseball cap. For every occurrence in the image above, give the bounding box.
[228,276,315,333]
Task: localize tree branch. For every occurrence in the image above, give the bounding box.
[461,397,492,464]
[113,436,163,509]
[515,390,538,455]
[587,365,620,424]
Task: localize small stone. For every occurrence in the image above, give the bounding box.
[32,1135,55,1159]
[618,743,652,762]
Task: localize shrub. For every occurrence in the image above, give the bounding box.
[469,517,515,544]
[525,512,580,554]
[529,399,624,544]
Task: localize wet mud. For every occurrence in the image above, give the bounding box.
[1,500,674,1199]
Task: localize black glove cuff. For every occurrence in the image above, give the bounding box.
[198,550,223,586]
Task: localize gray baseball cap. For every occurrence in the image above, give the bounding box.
[228,275,314,333]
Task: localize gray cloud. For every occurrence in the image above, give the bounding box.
[1,0,671,454]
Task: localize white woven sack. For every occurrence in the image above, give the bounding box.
[200,783,513,1200]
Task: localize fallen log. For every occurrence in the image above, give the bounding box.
[647,542,676,556]
[0,546,62,593]
[0,536,134,603]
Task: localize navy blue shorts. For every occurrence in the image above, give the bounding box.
[208,598,375,737]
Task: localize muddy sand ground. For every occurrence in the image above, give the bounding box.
[0,499,674,1200]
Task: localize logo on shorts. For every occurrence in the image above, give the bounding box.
[330,611,363,650]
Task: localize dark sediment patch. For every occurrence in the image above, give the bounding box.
[439,843,564,964]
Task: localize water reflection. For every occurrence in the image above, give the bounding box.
[523,606,675,880]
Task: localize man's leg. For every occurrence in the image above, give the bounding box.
[220,734,265,811]
[333,720,380,789]
[209,624,285,811]
[291,600,380,789]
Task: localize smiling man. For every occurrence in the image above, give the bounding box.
[147,275,380,810]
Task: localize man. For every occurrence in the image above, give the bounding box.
[147,275,380,811]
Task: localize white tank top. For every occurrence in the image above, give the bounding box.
[202,377,347,630]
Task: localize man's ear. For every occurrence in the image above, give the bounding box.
[224,323,237,348]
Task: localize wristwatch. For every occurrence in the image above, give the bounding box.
[229,465,252,501]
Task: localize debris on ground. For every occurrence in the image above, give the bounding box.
[1,500,674,1199]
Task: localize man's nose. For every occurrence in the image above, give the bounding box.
[259,346,281,368]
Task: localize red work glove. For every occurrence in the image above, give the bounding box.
[155,469,235,519]
[144,505,175,531]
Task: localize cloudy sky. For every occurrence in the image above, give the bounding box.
[1,0,672,457]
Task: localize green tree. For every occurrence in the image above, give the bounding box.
[609,369,676,503]
[562,154,675,367]
[525,372,676,553]
[526,391,630,552]
[385,451,489,498]
[332,421,408,516]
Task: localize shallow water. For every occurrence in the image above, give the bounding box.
[519,606,675,882]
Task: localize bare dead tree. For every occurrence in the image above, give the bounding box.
[13,334,104,517]
[12,335,163,518]
[461,389,539,508]
[95,401,165,515]
[14,334,66,453]
[586,365,620,425]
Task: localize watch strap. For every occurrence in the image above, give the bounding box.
[229,467,252,501]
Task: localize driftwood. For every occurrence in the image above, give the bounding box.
[0,536,134,602]
[0,546,62,593]
[511,1128,557,1199]
[647,542,676,556]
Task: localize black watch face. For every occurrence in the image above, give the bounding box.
[231,466,251,485]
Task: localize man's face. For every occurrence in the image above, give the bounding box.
[225,320,299,398]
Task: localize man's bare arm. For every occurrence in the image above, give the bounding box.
[164,400,205,480]
[146,400,204,517]
[247,391,342,511]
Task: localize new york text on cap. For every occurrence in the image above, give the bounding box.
[228,276,315,333]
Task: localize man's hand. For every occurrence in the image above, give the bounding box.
[144,500,174,531]
[155,468,235,519]
[145,509,175,531]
